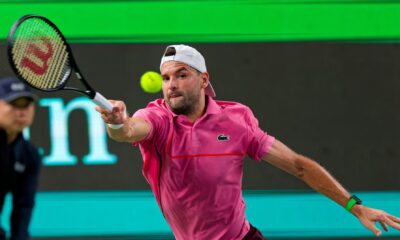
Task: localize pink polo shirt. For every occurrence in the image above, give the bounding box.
[133,96,275,240]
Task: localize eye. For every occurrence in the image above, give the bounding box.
[162,76,169,81]
[179,74,186,78]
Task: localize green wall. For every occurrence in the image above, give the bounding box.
[1,0,400,43]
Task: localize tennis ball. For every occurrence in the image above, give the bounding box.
[140,71,162,93]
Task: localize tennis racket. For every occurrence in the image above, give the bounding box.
[7,14,113,112]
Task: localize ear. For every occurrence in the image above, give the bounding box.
[201,72,210,89]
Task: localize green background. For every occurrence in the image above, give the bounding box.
[1,0,400,43]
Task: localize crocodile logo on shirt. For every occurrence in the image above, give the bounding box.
[217,134,230,141]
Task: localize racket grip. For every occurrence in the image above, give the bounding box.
[93,92,113,112]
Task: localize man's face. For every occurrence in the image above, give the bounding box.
[0,97,35,133]
[161,61,208,115]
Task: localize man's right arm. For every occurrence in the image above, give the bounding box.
[107,116,151,143]
[96,100,151,143]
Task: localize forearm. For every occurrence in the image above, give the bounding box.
[106,117,150,143]
[262,140,351,208]
[106,121,133,142]
[263,140,400,236]
[97,100,149,143]
[295,155,350,207]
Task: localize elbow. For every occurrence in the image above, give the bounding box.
[294,157,305,179]
[293,154,316,180]
[294,156,326,187]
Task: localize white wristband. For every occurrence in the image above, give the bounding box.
[107,110,128,130]
[107,123,124,129]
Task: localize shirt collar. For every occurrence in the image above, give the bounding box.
[205,95,222,115]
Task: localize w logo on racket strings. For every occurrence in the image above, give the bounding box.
[20,37,54,75]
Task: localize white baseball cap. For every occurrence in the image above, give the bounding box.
[160,44,216,98]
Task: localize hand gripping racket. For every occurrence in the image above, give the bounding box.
[7,14,113,112]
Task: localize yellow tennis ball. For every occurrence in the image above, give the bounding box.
[140,71,162,93]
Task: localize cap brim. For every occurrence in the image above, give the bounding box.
[205,82,216,98]
[4,92,38,102]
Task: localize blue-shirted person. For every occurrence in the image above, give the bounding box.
[0,77,41,240]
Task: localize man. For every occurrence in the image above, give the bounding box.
[0,77,41,240]
[97,45,400,239]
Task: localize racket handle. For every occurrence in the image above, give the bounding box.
[93,92,113,112]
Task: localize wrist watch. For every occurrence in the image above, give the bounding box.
[346,195,362,212]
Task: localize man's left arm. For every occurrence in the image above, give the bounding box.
[262,139,400,237]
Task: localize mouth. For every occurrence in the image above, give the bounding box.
[14,119,28,124]
[168,93,182,99]
[14,121,26,126]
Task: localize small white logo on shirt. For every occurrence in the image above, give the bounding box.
[11,83,25,91]
[14,162,26,173]
[217,134,230,141]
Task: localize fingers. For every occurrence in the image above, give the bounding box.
[95,106,107,114]
[383,215,400,231]
[379,221,388,232]
[363,220,382,237]
[369,213,400,237]
[96,100,127,124]
[96,100,123,112]
[388,215,400,223]
[359,207,400,236]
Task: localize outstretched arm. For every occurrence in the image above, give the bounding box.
[262,139,400,237]
[96,100,151,143]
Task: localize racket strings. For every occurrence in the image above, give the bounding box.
[11,17,70,90]
[13,19,44,87]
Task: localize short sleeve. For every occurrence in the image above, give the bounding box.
[245,107,275,161]
[133,107,170,145]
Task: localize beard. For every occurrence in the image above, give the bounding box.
[165,90,200,116]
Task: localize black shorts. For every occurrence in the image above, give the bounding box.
[242,224,266,240]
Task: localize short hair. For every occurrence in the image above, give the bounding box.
[164,46,176,57]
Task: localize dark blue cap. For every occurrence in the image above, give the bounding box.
[0,77,37,102]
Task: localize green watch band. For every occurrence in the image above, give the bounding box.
[345,198,357,212]
[346,195,362,212]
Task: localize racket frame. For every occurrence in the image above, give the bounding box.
[7,14,97,98]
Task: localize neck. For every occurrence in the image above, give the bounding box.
[6,130,19,144]
[186,94,207,123]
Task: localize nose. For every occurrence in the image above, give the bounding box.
[166,77,178,90]
[14,107,28,117]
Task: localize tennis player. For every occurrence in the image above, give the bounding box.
[97,44,400,240]
[0,77,41,240]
